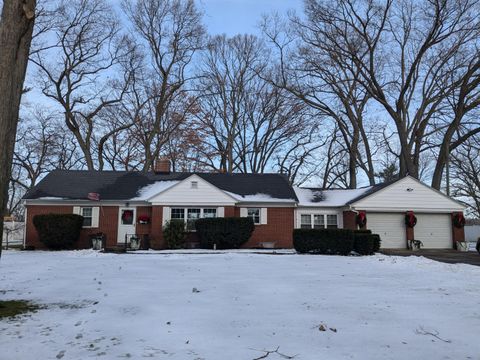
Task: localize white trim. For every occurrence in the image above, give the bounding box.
[240,208,248,217]
[217,207,225,217]
[162,206,171,226]
[23,206,27,248]
[91,207,100,228]
[261,208,268,225]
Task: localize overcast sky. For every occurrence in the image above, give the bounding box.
[199,0,302,35]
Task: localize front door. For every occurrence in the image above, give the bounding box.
[118,208,136,244]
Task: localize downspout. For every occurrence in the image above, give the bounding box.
[22,201,27,248]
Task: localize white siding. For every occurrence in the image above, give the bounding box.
[149,175,236,206]
[240,208,248,217]
[351,177,465,212]
[367,213,406,249]
[217,207,225,218]
[415,214,452,249]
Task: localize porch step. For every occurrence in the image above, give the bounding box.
[103,246,127,254]
[184,241,201,249]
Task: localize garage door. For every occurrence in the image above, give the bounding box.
[415,214,452,249]
[367,213,406,249]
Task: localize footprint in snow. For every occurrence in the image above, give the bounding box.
[56,350,66,359]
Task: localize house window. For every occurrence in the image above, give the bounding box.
[171,208,185,220]
[171,208,217,230]
[203,208,217,218]
[187,208,201,231]
[327,215,338,229]
[300,214,311,229]
[314,215,324,229]
[247,208,261,225]
[81,207,93,227]
[299,214,337,229]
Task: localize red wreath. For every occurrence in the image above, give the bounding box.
[356,211,367,228]
[453,213,465,228]
[405,211,417,228]
[122,210,134,223]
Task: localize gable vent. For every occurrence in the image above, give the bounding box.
[191,181,198,189]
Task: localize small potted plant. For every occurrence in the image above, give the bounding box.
[138,215,150,225]
[90,233,104,250]
[130,235,141,250]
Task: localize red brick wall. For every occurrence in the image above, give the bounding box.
[343,211,357,230]
[150,206,164,249]
[26,204,296,250]
[233,207,294,248]
[26,205,119,249]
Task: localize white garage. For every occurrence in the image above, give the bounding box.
[366,213,406,248]
[294,176,466,250]
[348,176,465,249]
[414,213,452,249]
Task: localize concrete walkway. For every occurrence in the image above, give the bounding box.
[381,249,480,266]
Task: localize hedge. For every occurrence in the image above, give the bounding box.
[195,217,254,249]
[293,229,355,255]
[353,230,381,255]
[163,220,186,249]
[293,229,382,255]
[33,214,84,250]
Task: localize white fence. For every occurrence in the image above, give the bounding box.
[2,222,24,248]
[465,225,480,243]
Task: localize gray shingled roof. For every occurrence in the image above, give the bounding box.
[23,170,298,202]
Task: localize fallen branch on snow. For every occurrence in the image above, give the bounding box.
[250,346,297,359]
[415,326,452,343]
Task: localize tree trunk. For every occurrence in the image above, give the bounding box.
[0,0,36,257]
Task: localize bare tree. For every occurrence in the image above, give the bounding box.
[306,0,480,181]
[31,0,132,170]
[123,0,205,172]
[0,0,36,255]
[450,136,480,217]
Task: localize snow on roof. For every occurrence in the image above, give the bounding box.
[294,186,372,207]
[130,181,180,201]
[226,192,296,203]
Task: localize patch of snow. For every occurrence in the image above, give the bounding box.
[131,181,180,201]
[226,191,295,203]
[37,197,69,200]
[295,186,372,207]
[1,251,480,359]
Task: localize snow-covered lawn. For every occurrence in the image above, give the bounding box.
[1,251,480,359]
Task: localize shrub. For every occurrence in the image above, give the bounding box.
[353,233,375,255]
[353,231,382,255]
[372,234,381,252]
[33,214,84,250]
[163,220,186,249]
[195,217,254,249]
[293,229,355,255]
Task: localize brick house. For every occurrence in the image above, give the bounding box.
[23,161,466,250]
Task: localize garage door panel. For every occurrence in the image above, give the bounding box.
[415,214,452,249]
[367,213,406,249]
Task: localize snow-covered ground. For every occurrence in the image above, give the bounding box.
[1,251,480,359]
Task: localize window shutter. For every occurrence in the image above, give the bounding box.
[240,208,248,217]
[73,206,81,215]
[162,206,170,226]
[91,207,100,228]
[261,208,268,225]
[217,207,225,218]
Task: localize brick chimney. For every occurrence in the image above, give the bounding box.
[154,157,171,174]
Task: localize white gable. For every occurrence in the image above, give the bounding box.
[350,176,465,213]
[148,174,237,206]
